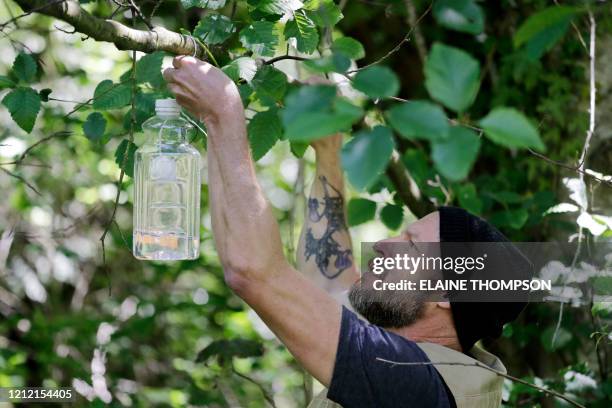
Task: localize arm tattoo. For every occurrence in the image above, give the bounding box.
[304,176,353,279]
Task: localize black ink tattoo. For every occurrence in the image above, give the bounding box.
[304,176,353,279]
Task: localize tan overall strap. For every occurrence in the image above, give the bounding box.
[307,343,505,408]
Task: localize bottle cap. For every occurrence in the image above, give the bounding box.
[155,98,181,117]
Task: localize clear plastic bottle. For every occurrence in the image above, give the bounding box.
[133,99,201,260]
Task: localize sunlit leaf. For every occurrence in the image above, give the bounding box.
[380,204,404,230]
[284,10,319,54]
[194,14,235,45]
[431,126,480,181]
[239,21,279,57]
[93,80,131,110]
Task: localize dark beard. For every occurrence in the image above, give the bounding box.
[348,282,426,328]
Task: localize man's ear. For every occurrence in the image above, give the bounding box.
[436,301,451,310]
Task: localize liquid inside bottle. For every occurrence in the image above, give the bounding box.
[133,99,201,260]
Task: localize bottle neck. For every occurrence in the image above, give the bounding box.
[155,115,187,144]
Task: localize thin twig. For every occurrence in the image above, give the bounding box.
[232,368,277,408]
[376,358,586,408]
[0,167,40,195]
[403,0,427,62]
[0,0,65,31]
[264,55,309,65]
[347,3,431,73]
[127,0,153,29]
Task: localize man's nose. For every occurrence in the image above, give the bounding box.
[373,236,402,256]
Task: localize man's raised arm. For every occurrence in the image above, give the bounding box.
[163,56,341,386]
[297,135,359,297]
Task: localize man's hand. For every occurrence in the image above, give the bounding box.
[162,56,242,126]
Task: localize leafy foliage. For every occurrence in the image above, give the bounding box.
[2,87,41,132]
[353,66,400,99]
[479,108,545,151]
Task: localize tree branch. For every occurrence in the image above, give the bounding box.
[386,152,434,218]
[376,358,586,408]
[12,0,204,57]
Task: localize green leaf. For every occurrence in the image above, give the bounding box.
[303,53,350,73]
[253,0,302,15]
[12,53,37,83]
[114,139,138,178]
[455,183,482,215]
[93,80,131,110]
[490,208,529,230]
[196,339,263,363]
[290,141,309,157]
[347,198,376,226]
[387,101,449,141]
[284,10,319,54]
[181,0,226,9]
[332,37,365,60]
[252,65,287,101]
[282,85,363,142]
[380,204,404,230]
[514,6,579,59]
[433,0,484,34]
[83,112,107,142]
[222,57,258,82]
[304,0,343,27]
[341,126,395,190]
[2,87,41,133]
[38,88,52,102]
[239,21,279,57]
[424,43,480,112]
[0,75,16,90]
[135,51,165,87]
[194,14,235,45]
[478,107,545,151]
[353,66,399,99]
[248,109,282,160]
[431,126,480,181]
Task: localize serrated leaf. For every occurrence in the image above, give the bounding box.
[181,0,227,9]
[387,101,449,141]
[332,37,365,60]
[341,126,395,190]
[222,57,257,82]
[347,198,376,226]
[284,10,319,54]
[304,0,342,27]
[135,52,165,87]
[0,75,15,89]
[252,65,287,101]
[194,14,235,45]
[12,53,37,83]
[93,80,131,110]
[114,139,138,178]
[83,112,107,142]
[254,0,303,15]
[424,43,480,112]
[239,21,279,57]
[478,107,545,151]
[353,66,399,99]
[431,126,480,181]
[381,204,404,230]
[196,339,264,363]
[2,87,41,133]
[433,0,484,34]
[282,86,363,141]
[514,6,579,59]
[248,109,282,160]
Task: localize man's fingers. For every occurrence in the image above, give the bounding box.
[167,83,183,95]
[173,55,199,68]
[162,67,179,83]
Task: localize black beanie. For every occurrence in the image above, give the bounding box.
[438,206,531,352]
